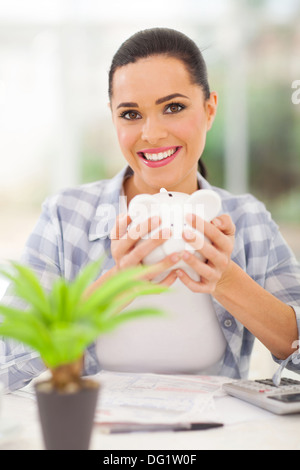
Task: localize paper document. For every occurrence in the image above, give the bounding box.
[93,370,228,429]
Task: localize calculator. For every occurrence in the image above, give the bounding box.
[223,378,300,414]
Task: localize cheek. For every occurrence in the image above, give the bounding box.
[171,114,207,148]
[116,126,138,153]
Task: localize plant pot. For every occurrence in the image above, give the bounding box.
[35,379,100,450]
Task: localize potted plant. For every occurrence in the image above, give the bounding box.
[0,260,167,450]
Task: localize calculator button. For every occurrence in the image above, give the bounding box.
[255,379,275,387]
[280,378,300,385]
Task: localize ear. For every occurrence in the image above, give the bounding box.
[128,194,157,222]
[185,189,221,221]
[205,91,218,131]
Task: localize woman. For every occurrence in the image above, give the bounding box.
[1,28,300,391]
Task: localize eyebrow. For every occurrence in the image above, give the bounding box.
[116,93,190,109]
[116,101,139,109]
[155,93,189,105]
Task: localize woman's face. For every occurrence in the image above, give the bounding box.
[110,55,217,196]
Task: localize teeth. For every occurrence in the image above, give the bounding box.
[143,148,177,161]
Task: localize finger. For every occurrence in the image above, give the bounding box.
[182,227,205,251]
[159,270,178,287]
[180,250,221,282]
[117,227,171,269]
[143,252,181,281]
[181,231,231,281]
[184,212,205,240]
[110,213,131,240]
[185,214,233,253]
[126,215,161,241]
[186,212,235,237]
[202,220,234,254]
[211,214,236,236]
[201,216,235,251]
[113,216,162,262]
[176,268,214,293]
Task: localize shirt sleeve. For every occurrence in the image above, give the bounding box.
[0,199,60,392]
[264,225,300,374]
[1,196,102,391]
[0,338,46,393]
[264,225,300,306]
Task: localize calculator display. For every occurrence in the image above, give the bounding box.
[268,393,300,403]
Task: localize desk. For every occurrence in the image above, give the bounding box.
[1,390,300,450]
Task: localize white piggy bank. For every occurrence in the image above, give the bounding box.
[128,187,221,282]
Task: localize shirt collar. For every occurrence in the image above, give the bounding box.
[197,172,212,190]
[88,166,132,241]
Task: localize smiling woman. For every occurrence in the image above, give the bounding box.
[1,27,300,392]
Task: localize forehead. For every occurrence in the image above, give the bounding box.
[111,55,197,104]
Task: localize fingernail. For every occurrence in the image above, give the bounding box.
[171,253,180,263]
[184,229,196,240]
[212,217,222,227]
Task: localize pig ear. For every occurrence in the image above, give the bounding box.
[128,194,157,222]
[185,189,221,221]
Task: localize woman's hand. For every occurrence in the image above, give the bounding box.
[176,213,236,294]
[110,213,179,287]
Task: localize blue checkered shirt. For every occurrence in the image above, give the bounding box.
[1,166,300,391]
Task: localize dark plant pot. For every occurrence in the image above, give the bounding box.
[35,380,100,450]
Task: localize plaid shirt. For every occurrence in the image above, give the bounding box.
[1,166,300,392]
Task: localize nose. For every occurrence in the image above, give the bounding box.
[141,116,168,145]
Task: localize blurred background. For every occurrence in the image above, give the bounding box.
[0,0,299,377]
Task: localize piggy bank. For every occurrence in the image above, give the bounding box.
[128,187,221,282]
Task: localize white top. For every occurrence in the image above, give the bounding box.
[96,279,227,374]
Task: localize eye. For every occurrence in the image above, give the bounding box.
[164,102,185,114]
[119,110,142,120]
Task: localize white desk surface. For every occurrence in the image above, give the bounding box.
[1,389,300,450]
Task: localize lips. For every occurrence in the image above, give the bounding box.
[137,146,182,168]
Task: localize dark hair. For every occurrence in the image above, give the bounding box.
[108,27,209,178]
